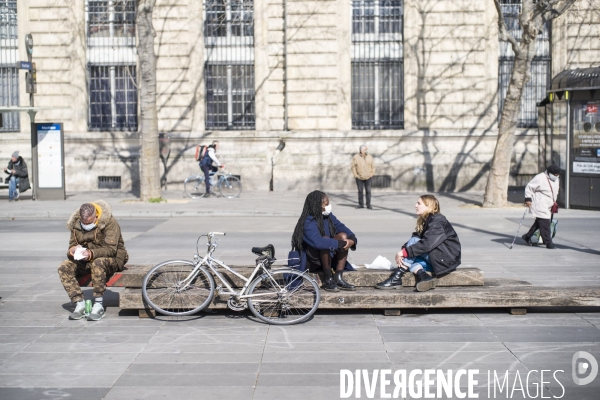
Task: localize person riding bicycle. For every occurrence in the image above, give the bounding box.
[199,140,225,197]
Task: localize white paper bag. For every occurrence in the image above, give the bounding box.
[365,255,393,270]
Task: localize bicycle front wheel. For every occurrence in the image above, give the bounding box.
[184,176,206,199]
[142,260,215,316]
[247,269,320,325]
[218,175,242,198]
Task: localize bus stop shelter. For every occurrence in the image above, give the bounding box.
[539,67,600,210]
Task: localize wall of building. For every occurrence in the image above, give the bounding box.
[2,0,598,194]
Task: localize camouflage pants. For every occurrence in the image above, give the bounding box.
[57,258,120,302]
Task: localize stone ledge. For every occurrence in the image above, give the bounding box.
[119,280,600,311]
[114,265,484,288]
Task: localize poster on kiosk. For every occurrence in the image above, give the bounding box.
[32,123,66,200]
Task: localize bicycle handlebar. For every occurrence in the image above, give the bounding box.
[211,232,226,236]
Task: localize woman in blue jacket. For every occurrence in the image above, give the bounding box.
[291,190,358,292]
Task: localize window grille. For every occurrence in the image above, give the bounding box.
[0,0,19,132]
[371,174,392,188]
[351,0,403,130]
[86,0,138,131]
[204,0,255,130]
[98,175,122,189]
[498,0,550,128]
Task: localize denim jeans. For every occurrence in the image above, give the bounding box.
[402,236,433,273]
[8,176,19,200]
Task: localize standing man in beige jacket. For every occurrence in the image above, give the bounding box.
[351,145,375,209]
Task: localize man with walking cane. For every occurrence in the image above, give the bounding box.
[521,165,561,249]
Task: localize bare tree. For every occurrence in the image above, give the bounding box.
[137,0,161,200]
[483,0,577,207]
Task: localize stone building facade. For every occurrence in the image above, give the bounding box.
[1,0,599,193]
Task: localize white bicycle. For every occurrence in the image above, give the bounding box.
[141,232,321,325]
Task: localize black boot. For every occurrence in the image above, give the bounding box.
[335,271,356,291]
[375,267,406,290]
[521,234,532,246]
[321,270,339,292]
[415,269,436,292]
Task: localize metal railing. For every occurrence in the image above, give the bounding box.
[498,0,550,128]
[86,0,138,131]
[351,0,404,130]
[204,0,255,130]
[0,0,19,132]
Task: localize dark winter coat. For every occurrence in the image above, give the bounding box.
[6,157,31,192]
[403,213,461,277]
[66,199,129,269]
[297,213,357,272]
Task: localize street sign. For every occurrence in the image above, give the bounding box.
[19,61,32,70]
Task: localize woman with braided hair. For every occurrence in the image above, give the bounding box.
[291,190,358,292]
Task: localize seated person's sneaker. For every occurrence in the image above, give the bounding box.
[69,302,87,320]
[375,267,406,290]
[415,270,436,292]
[87,303,105,321]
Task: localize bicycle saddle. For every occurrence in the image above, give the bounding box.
[252,244,275,258]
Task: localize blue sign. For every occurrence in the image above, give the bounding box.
[597,148,600,157]
[38,123,60,131]
[19,61,32,70]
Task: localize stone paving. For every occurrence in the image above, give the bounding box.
[1,190,599,399]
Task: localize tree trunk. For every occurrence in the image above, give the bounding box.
[137,0,161,201]
[483,44,535,207]
[483,0,541,208]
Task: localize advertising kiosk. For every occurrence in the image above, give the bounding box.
[540,67,600,210]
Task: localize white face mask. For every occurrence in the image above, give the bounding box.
[80,221,97,231]
[322,204,332,216]
[548,173,558,182]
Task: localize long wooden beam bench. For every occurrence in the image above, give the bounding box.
[113,265,600,318]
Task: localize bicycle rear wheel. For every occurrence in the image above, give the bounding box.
[184,176,206,199]
[142,260,215,316]
[247,269,320,325]
[218,175,242,198]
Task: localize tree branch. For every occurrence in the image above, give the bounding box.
[547,0,578,19]
[494,0,521,56]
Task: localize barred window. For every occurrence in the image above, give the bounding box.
[86,0,138,131]
[498,0,550,128]
[0,0,19,132]
[204,0,255,130]
[351,0,404,130]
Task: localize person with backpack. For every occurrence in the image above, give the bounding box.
[198,140,224,197]
[521,164,560,249]
[375,194,461,292]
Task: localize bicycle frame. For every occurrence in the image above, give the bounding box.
[179,233,306,302]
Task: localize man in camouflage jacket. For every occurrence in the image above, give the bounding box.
[58,200,128,321]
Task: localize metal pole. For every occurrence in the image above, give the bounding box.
[283,0,288,131]
[565,97,570,209]
[27,110,37,201]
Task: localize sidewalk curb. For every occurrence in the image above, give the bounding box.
[0,211,299,219]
